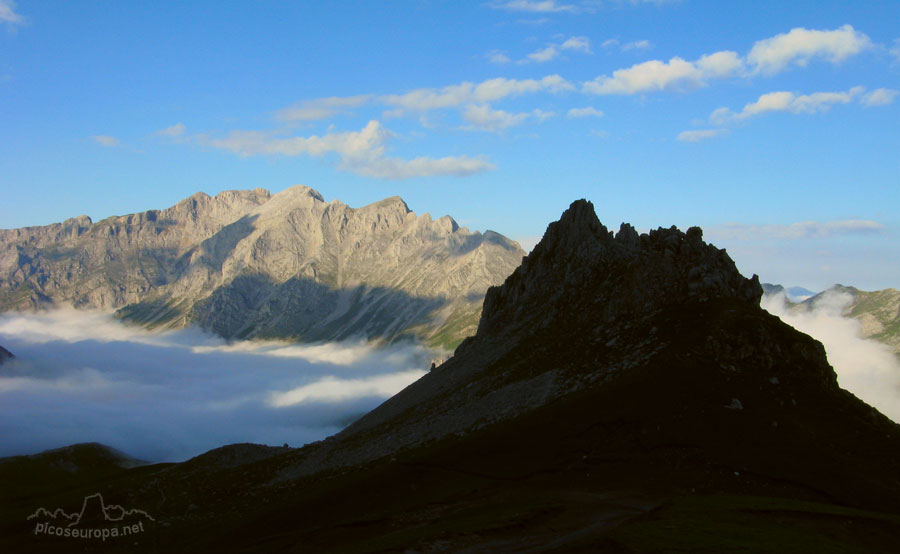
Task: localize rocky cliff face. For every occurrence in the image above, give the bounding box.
[0,186,524,348]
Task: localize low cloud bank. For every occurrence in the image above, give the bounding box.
[0,310,430,462]
[762,291,900,423]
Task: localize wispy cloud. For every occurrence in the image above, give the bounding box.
[490,0,578,13]
[157,122,186,137]
[463,104,531,132]
[566,106,604,118]
[710,86,864,124]
[712,219,886,240]
[381,75,573,113]
[92,135,120,147]
[622,39,653,51]
[523,35,591,63]
[198,120,494,179]
[0,0,24,27]
[677,128,727,142]
[487,50,512,64]
[746,24,872,76]
[861,88,898,107]
[268,370,425,407]
[275,95,373,122]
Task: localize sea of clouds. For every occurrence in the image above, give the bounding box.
[762,290,900,423]
[2,296,897,464]
[0,310,430,462]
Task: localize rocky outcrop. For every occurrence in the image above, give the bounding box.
[0,344,12,365]
[0,186,524,348]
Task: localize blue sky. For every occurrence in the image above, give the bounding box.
[1,0,898,290]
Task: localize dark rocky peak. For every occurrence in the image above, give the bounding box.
[475,199,761,342]
[0,343,13,365]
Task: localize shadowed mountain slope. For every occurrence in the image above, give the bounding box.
[4,200,900,553]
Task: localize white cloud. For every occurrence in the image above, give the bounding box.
[527,44,560,62]
[566,106,604,118]
[0,0,24,26]
[561,35,591,53]
[267,370,425,407]
[861,88,898,107]
[762,291,900,423]
[487,50,511,64]
[677,128,727,142]
[490,0,577,13]
[463,104,532,132]
[157,122,186,137]
[381,75,573,112]
[0,310,434,461]
[583,50,743,94]
[524,36,591,63]
[712,219,886,240]
[710,86,864,124]
[200,120,494,179]
[275,95,372,122]
[601,38,619,48]
[747,24,873,76]
[622,39,652,51]
[92,135,120,147]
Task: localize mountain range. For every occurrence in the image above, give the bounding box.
[764,282,900,356]
[0,186,524,349]
[4,200,900,553]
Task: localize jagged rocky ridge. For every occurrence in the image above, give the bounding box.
[5,200,900,553]
[0,186,524,348]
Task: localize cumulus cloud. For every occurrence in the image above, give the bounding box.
[583,50,743,94]
[762,291,900,423]
[92,135,120,147]
[710,86,864,124]
[566,106,604,118]
[861,88,898,107]
[677,128,727,142]
[585,25,872,96]
[712,219,886,240]
[198,120,494,179]
[275,95,372,122]
[747,24,872,76]
[0,310,433,462]
[0,0,24,26]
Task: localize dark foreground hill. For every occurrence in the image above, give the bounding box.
[3,200,900,553]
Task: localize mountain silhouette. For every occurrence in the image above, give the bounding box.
[5,200,900,553]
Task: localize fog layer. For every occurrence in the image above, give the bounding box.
[0,310,430,462]
[762,291,900,423]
